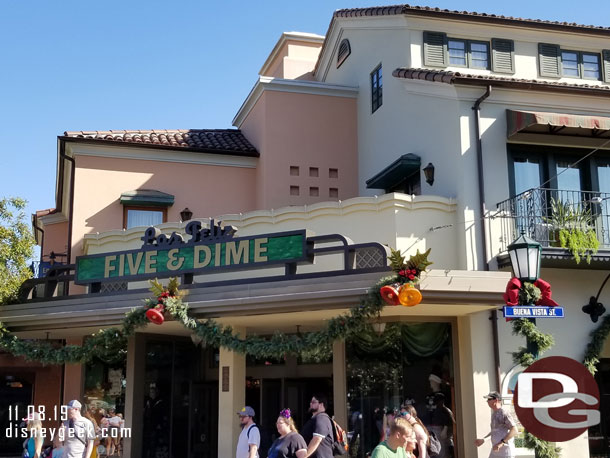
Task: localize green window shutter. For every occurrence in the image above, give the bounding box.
[538,43,560,77]
[491,38,514,73]
[423,31,447,67]
[603,50,610,83]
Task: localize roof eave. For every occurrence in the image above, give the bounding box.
[58,136,260,158]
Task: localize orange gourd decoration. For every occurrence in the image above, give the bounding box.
[380,284,401,305]
[398,284,422,307]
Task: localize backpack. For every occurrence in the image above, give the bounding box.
[40,446,53,458]
[427,431,442,457]
[246,424,260,440]
[322,414,348,456]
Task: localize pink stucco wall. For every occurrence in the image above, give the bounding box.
[240,90,358,210]
[41,221,68,261]
[70,155,257,261]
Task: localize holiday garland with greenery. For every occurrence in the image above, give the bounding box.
[0,275,398,364]
[583,313,610,375]
[508,281,561,458]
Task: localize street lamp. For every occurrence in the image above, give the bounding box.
[507,234,541,283]
[507,234,542,360]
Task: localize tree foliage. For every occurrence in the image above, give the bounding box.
[0,197,35,304]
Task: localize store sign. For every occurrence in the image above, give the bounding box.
[503,306,564,318]
[75,220,307,284]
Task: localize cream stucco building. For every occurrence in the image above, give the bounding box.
[2,4,610,458]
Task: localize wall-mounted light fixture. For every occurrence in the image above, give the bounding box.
[582,273,610,322]
[180,207,193,222]
[423,163,435,186]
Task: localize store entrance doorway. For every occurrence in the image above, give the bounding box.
[189,381,218,458]
[245,372,333,457]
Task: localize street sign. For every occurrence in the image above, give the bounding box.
[503,306,564,318]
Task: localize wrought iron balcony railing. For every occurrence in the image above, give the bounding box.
[495,188,610,253]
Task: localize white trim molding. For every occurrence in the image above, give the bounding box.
[233,77,359,127]
[65,143,258,168]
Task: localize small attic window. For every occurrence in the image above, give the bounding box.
[337,39,351,68]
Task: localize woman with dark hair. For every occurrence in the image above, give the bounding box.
[403,405,429,458]
[267,409,307,458]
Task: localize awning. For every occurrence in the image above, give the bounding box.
[119,189,174,207]
[365,153,421,190]
[507,109,610,138]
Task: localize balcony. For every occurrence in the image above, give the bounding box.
[495,188,610,268]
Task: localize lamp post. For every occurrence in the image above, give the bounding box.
[507,234,542,359]
[507,234,541,283]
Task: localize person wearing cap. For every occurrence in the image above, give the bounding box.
[475,392,518,457]
[236,406,260,458]
[62,400,96,458]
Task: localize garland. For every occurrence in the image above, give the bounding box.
[583,313,610,375]
[508,281,560,458]
[0,275,398,364]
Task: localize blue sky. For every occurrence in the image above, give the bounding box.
[1,0,609,222]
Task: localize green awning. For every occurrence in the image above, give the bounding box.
[365,154,421,190]
[507,109,610,138]
[119,189,174,207]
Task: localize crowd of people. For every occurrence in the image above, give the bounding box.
[236,390,517,458]
[21,399,125,458]
[235,394,449,458]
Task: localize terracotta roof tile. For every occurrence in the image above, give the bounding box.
[392,68,610,95]
[314,4,610,76]
[63,129,258,156]
[333,4,610,34]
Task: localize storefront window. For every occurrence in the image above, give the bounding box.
[83,357,127,457]
[346,322,455,458]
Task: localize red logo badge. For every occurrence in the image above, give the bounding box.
[514,356,600,442]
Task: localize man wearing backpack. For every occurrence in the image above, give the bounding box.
[236,406,260,458]
[302,394,334,458]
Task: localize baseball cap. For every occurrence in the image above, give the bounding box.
[237,406,255,417]
[66,400,82,409]
[484,391,501,401]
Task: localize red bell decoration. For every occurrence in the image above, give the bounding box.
[380,284,401,305]
[146,305,165,325]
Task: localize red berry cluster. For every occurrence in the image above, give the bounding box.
[398,268,418,280]
[158,291,171,303]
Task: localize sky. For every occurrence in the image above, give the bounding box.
[1,0,610,224]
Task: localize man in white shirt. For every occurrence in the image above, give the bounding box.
[62,400,96,458]
[236,406,260,458]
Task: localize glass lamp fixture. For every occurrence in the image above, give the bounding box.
[507,234,541,282]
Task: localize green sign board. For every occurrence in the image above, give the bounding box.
[75,228,307,285]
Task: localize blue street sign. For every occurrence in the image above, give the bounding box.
[503,306,564,318]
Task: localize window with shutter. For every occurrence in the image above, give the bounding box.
[337,39,351,68]
[491,39,514,73]
[538,43,561,77]
[603,50,610,83]
[423,31,446,67]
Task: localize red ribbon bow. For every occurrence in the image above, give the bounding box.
[533,278,559,307]
[503,277,558,307]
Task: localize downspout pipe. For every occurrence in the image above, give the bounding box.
[32,217,44,265]
[59,141,75,294]
[472,85,501,391]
